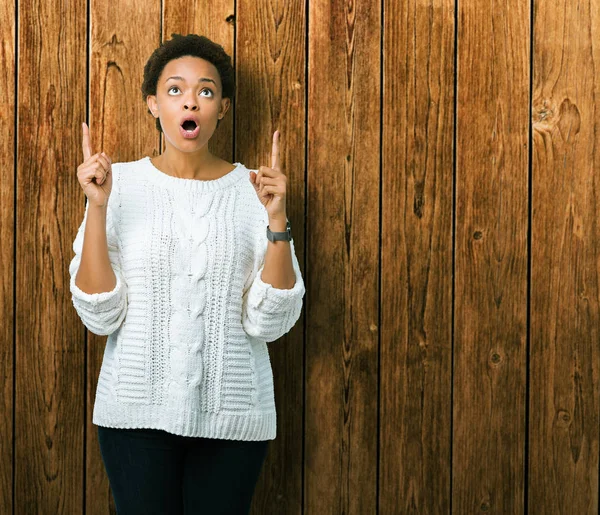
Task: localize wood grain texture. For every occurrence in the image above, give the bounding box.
[453,0,530,512]
[380,0,455,512]
[15,0,87,511]
[7,0,600,512]
[235,1,306,513]
[305,0,380,513]
[0,0,15,512]
[529,0,600,513]
[85,1,161,512]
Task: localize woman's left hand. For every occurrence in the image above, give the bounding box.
[249,130,287,220]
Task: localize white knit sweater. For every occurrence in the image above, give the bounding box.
[69,156,305,441]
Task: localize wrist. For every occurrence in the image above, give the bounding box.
[89,200,108,210]
[268,217,288,232]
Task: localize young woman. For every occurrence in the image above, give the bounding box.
[69,33,305,514]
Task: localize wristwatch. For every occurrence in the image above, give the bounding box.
[266,220,293,242]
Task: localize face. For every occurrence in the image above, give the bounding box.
[146,56,230,152]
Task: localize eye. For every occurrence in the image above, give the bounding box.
[167,86,213,97]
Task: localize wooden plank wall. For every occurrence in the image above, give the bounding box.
[529,1,599,512]
[1,0,15,513]
[2,0,598,512]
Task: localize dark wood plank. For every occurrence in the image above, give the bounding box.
[15,0,87,511]
[452,0,529,512]
[234,1,306,512]
[529,0,600,512]
[379,0,455,512]
[304,0,380,513]
[0,0,15,512]
[85,2,161,513]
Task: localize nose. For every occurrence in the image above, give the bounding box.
[183,93,198,110]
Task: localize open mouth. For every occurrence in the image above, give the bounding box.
[181,120,198,132]
[180,120,200,138]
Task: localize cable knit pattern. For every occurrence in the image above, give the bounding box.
[68,156,305,440]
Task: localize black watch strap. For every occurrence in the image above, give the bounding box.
[266,220,292,242]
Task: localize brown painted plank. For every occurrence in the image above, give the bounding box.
[529,0,600,512]
[15,0,87,511]
[305,0,380,513]
[452,0,529,512]
[379,0,455,512]
[85,0,161,512]
[0,0,15,512]
[234,1,306,512]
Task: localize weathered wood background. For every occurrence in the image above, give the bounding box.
[1,0,599,512]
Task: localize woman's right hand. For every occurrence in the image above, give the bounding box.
[77,122,113,208]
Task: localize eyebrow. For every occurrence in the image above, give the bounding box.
[165,76,217,86]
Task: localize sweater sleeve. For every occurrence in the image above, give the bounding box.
[68,197,128,336]
[241,234,305,343]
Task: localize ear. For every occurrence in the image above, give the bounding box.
[219,98,231,118]
[147,95,158,117]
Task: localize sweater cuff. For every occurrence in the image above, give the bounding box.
[247,263,305,314]
[70,272,125,312]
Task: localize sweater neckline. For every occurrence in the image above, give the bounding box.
[143,156,247,193]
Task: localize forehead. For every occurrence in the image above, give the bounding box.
[160,56,221,86]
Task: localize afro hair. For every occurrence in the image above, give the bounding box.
[141,33,235,133]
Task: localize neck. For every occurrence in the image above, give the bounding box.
[156,144,217,180]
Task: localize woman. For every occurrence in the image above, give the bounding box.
[69,33,305,514]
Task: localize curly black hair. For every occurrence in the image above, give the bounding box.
[141,33,235,133]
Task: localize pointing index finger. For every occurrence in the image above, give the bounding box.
[271,130,280,170]
[82,122,92,161]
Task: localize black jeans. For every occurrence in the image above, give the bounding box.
[97,425,270,515]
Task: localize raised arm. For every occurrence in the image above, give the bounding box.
[68,122,127,336]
